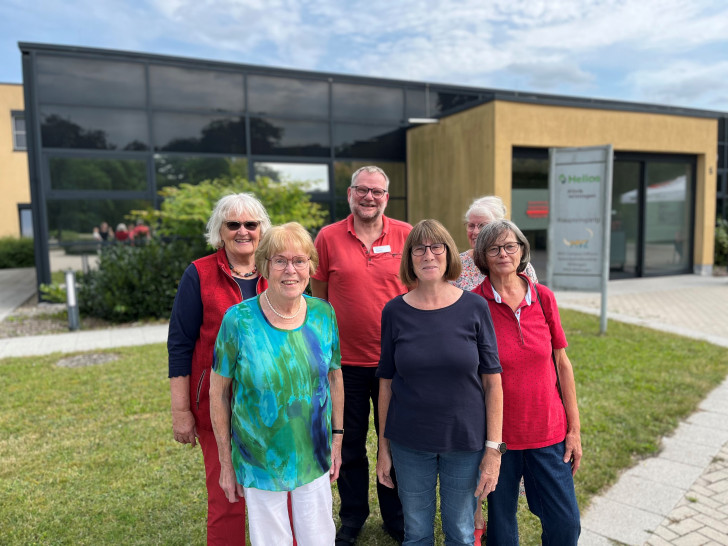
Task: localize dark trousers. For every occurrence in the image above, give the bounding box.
[338,366,404,531]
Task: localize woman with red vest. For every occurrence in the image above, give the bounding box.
[167,193,271,545]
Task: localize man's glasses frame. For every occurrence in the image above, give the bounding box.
[351,185,388,199]
[411,243,447,256]
[225,220,260,231]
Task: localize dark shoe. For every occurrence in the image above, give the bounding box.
[335,525,361,545]
[382,523,405,544]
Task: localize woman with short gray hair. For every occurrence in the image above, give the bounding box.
[453,195,537,292]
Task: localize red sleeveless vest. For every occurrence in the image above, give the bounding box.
[190,248,266,430]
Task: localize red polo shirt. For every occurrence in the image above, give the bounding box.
[473,275,568,449]
[313,214,412,367]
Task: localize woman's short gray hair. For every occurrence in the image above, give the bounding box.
[206,193,271,249]
[473,219,531,276]
[464,196,507,223]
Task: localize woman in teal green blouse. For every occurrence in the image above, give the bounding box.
[210,222,343,545]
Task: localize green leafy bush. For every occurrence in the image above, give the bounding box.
[39,282,67,303]
[0,237,34,268]
[78,239,198,322]
[715,218,728,267]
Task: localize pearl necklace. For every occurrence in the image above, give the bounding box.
[229,263,257,278]
[264,290,303,320]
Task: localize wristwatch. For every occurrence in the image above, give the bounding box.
[485,440,507,454]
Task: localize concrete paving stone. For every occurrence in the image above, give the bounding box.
[694,513,728,535]
[668,505,700,521]
[688,411,728,433]
[646,534,679,546]
[576,528,613,546]
[668,423,728,449]
[631,458,706,490]
[603,474,686,516]
[660,437,721,468]
[672,532,711,546]
[581,497,665,545]
[693,501,728,521]
[652,523,681,541]
[697,526,728,545]
[666,517,705,536]
[684,491,722,510]
[705,477,728,493]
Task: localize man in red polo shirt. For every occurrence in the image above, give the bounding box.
[312,166,411,544]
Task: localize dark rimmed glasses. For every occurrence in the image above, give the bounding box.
[486,242,522,257]
[411,243,447,256]
[351,185,388,199]
[268,255,310,271]
[225,220,260,231]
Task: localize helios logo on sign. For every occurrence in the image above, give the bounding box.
[560,173,601,184]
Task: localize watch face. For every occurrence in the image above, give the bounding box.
[498,442,507,454]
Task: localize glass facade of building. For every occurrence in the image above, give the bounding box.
[21,44,488,284]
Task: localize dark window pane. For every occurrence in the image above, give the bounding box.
[49,157,147,191]
[719,118,726,142]
[334,199,351,221]
[153,113,245,153]
[155,155,248,189]
[36,55,146,108]
[250,117,329,157]
[248,75,328,118]
[41,107,149,150]
[254,162,329,192]
[430,92,480,115]
[332,83,403,121]
[334,161,405,198]
[406,89,427,118]
[149,65,244,112]
[46,198,152,251]
[333,124,405,159]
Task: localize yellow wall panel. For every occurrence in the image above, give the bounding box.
[0,84,30,238]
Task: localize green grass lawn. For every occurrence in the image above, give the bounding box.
[1,309,727,545]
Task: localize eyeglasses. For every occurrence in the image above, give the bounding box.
[351,185,388,199]
[225,220,260,231]
[411,243,447,256]
[466,222,487,231]
[268,255,310,271]
[486,242,522,257]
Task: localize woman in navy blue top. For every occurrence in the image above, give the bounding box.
[376,219,503,545]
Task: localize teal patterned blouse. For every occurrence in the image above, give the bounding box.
[213,294,341,492]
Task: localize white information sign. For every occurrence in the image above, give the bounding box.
[547,145,613,332]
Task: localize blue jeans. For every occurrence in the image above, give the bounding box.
[486,441,580,545]
[390,440,482,545]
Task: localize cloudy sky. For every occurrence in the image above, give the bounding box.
[1,0,727,112]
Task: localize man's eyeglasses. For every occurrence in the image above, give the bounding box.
[351,185,388,199]
[486,242,522,257]
[225,221,260,231]
[268,256,310,271]
[411,243,447,256]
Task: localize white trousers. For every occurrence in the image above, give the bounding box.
[244,472,335,546]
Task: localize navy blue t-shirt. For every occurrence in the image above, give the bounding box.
[377,290,501,453]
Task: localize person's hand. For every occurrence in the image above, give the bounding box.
[330,434,343,483]
[564,430,582,475]
[171,409,197,446]
[474,449,501,500]
[376,442,395,489]
[219,463,244,503]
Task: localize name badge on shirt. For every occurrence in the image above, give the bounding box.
[373,245,391,254]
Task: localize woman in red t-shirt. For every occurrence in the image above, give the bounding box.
[471,219,582,545]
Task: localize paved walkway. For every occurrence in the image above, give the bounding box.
[1,268,728,544]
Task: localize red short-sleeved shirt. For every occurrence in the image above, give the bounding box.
[473,275,568,449]
[313,214,412,367]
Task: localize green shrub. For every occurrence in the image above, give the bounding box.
[0,237,34,268]
[715,218,728,267]
[78,239,200,322]
[39,282,67,303]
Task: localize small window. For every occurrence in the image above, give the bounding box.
[12,111,26,151]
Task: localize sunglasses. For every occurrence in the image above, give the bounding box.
[225,220,260,231]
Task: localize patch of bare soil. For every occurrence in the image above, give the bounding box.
[56,353,121,368]
[0,295,167,339]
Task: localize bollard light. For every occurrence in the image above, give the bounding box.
[65,269,80,331]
